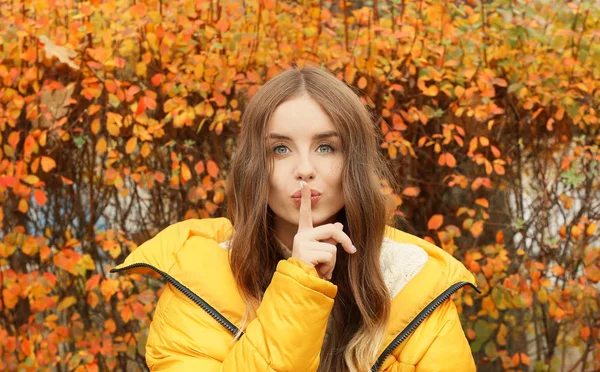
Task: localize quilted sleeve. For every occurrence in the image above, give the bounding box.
[147,258,337,372]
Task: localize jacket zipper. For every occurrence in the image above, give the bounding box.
[110,263,242,337]
[370,281,481,372]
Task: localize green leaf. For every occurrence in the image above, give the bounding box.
[73,136,86,149]
[561,168,585,187]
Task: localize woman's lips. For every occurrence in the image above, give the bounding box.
[292,195,322,207]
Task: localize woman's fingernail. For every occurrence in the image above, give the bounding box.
[299,180,305,189]
[352,245,357,253]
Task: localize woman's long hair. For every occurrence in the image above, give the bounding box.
[225,66,397,371]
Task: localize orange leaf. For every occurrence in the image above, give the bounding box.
[41,156,56,172]
[180,163,192,183]
[121,305,132,323]
[154,171,165,183]
[34,189,47,206]
[427,214,444,230]
[151,73,163,86]
[104,319,116,334]
[125,137,137,154]
[357,77,367,89]
[490,145,501,158]
[551,265,565,276]
[61,176,74,185]
[581,326,591,340]
[475,198,489,208]
[402,187,420,197]
[195,160,205,174]
[470,220,484,238]
[466,328,476,340]
[85,274,101,292]
[493,164,505,175]
[87,292,99,309]
[207,160,219,178]
[572,225,581,239]
[215,19,230,33]
[445,153,456,168]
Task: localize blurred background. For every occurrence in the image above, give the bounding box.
[0,0,599,370]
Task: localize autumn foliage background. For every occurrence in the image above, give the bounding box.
[1,0,599,370]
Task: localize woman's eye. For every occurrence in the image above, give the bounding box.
[317,144,335,154]
[273,145,289,155]
[272,144,335,155]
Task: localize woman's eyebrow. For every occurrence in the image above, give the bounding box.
[267,131,340,141]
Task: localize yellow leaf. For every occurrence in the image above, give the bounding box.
[586,222,597,236]
[496,323,508,346]
[41,156,56,172]
[136,61,147,77]
[107,121,120,136]
[108,243,121,259]
[57,296,77,311]
[537,288,548,304]
[18,198,29,213]
[23,175,40,185]
[96,137,107,154]
[141,142,151,158]
[125,137,137,154]
[454,85,465,98]
[91,118,101,134]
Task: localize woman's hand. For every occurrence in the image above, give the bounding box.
[292,180,357,280]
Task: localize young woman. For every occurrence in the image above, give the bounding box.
[112,66,481,371]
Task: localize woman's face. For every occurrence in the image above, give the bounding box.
[267,94,345,228]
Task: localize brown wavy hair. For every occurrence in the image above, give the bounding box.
[225,65,397,371]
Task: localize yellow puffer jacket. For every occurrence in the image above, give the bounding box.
[112,217,480,371]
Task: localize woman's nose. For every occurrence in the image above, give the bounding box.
[294,154,316,180]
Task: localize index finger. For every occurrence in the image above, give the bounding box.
[297,180,313,232]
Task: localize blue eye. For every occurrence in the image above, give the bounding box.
[271,143,336,156]
[317,144,335,153]
[273,145,289,155]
